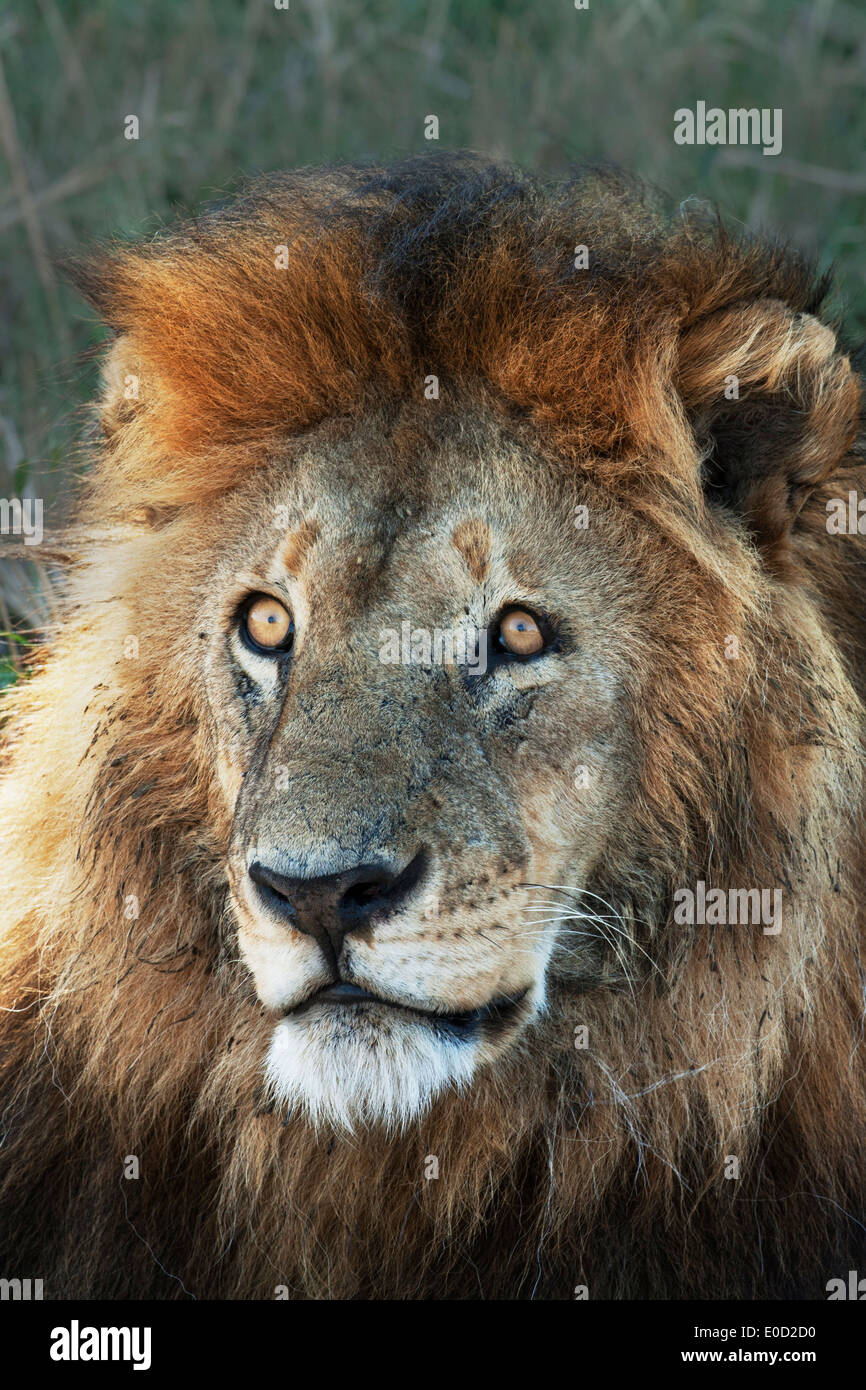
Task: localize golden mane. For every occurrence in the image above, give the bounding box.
[68,156,843,510]
[1,156,864,1298]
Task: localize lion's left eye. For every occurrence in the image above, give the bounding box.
[495,608,548,658]
[240,595,294,654]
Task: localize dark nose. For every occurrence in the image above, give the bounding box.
[248,851,428,972]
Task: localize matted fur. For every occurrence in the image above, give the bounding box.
[1,155,864,1299]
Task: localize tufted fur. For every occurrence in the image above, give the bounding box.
[0,155,864,1299]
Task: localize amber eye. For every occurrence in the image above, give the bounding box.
[241,595,294,654]
[496,608,547,658]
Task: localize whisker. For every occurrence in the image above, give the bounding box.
[519,888,666,985]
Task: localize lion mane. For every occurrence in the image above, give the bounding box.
[1,155,864,1299]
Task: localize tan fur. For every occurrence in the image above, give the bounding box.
[451,518,492,582]
[1,157,864,1299]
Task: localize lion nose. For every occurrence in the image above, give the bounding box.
[248,851,428,971]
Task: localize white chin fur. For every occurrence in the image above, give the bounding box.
[265,1005,478,1134]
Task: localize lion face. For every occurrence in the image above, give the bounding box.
[199,407,637,1130]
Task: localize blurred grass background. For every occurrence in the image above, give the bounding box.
[0,0,864,668]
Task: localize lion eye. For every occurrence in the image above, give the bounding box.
[241,595,294,654]
[497,608,546,658]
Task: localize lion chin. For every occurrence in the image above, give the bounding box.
[265,1002,478,1133]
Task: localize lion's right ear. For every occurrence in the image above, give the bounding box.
[66,256,146,440]
[676,299,861,557]
[94,335,147,440]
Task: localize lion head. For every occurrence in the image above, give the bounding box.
[1,156,864,1298]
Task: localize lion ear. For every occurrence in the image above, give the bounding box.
[95,334,147,440]
[676,300,861,553]
[66,256,148,441]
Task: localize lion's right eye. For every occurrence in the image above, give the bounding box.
[240,595,294,655]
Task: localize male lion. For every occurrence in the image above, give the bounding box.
[1,156,864,1300]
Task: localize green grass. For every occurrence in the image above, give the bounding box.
[0,630,28,689]
[0,0,864,653]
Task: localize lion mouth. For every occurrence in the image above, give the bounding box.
[286,980,529,1040]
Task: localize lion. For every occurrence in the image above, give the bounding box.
[0,154,864,1300]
